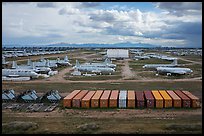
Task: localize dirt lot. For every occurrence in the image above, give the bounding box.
[2,106,202,134]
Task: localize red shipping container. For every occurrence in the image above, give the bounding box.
[182,91,200,108]
[174,90,191,108]
[72,90,89,108]
[100,90,111,108]
[81,91,96,108]
[135,91,145,108]
[63,90,81,108]
[144,90,155,108]
[91,90,103,108]
[166,90,181,108]
[109,90,119,108]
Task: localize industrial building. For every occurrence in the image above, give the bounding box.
[107,49,129,59]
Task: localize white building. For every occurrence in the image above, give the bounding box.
[107,49,129,59]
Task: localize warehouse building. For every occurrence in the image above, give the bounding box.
[107,49,129,59]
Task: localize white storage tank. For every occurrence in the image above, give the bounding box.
[119,90,127,108]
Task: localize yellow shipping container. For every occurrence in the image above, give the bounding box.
[152,90,163,108]
[159,90,172,108]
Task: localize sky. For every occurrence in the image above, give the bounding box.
[2,2,202,48]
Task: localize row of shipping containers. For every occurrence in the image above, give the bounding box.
[63,90,200,108]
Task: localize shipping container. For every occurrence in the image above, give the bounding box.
[63,90,81,108]
[151,90,163,108]
[109,90,119,108]
[72,90,89,108]
[127,90,135,108]
[144,90,155,108]
[81,91,96,108]
[159,90,172,108]
[100,90,111,108]
[135,91,145,108]
[182,91,200,108]
[91,90,103,108]
[119,90,127,108]
[174,90,191,108]
[166,90,181,108]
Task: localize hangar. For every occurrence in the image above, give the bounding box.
[107,49,129,59]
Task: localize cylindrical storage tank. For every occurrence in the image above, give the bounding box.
[119,90,127,108]
[152,90,163,108]
[174,90,191,108]
[135,91,145,108]
[166,90,181,108]
[63,90,81,108]
[182,91,200,108]
[127,90,135,108]
[159,90,172,108]
[144,90,155,108]
[109,90,119,108]
[91,90,103,108]
[81,91,96,108]
[72,90,89,108]
[100,90,111,108]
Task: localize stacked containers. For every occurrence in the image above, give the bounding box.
[174,90,191,108]
[100,90,111,108]
[135,91,145,108]
[72,90,89,108]
[182,91,200,108]
[81,91,96,108]
[91,90,103,108]
[63,90,81,108]
[109,90,119,108]
[159,90,172,108]
[152,90,163,108]
[119,90,127,108]
[127,90,135,108]
[166,90,181,108]
[144,90,155,108]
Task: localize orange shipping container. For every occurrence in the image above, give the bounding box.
[91,90,103,108]
[166,90,181,108]
[152,90,163,108]
[100,90,111,108]
[63,90,81,108]
[182,91,200,108]
[72,90,89,108]
[159,90,172,108]
[109,90,119,108]
[81,91,96,108]
[127,90,135,108]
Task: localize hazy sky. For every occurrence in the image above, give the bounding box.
[2,2,202,47]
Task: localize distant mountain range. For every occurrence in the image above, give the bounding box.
[3,42,161,48]
[46,42,161,48]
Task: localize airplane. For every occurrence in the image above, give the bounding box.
[156,67,193,76]
[73,60,115,75]
[82,58,116,69]
[142,59,178,69]
[2,68,39,79]
[11,60,51,74]
[34,58,58,69]
[53,55,72,66]
[134,55,150,60]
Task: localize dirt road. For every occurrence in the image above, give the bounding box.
[121,59,136,79]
